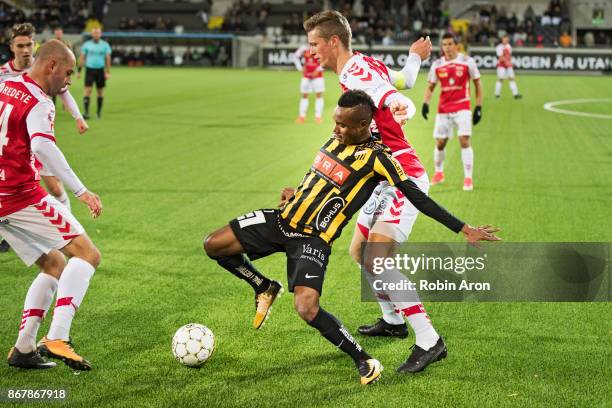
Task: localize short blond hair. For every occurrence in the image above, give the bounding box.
[303,10,352,49]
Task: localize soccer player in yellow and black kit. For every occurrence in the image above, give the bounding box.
[204,90,500,385]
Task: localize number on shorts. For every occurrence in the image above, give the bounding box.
[237,210,266,228]
[0,101,14,156]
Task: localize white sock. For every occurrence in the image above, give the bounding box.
[434,148,445,172]
[55,191,71,212]
[299,98,309,118]
[400,304,440,350]
[369,267,441,350]
[47,258,95,341]
[379,300,404,325]
[509,80,519,96]
[495,81,502,96]
[461,147,473,179]
[15,273,58,352]
[314,97,324,119]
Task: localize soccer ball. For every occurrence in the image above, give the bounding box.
[172,323,215,367]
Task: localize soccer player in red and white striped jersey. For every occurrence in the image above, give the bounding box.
[1,40,102,370]
[294,44,325,123]
[0,23,90,252]
[423,33,483,191]
[495,35,522,99]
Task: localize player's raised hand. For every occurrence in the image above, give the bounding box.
[461,224,501,243]
[279,187,296,207]
[390,101,409,125]
[473,106,482,125]
[76,117,89,134]
[422,103,429,120]
[78,191,103,218]
[409,36,432,61]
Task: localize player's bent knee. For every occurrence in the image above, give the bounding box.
[294,291,320,322]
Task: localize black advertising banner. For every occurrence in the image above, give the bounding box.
[263,46,612,72]
[359,242,610,302]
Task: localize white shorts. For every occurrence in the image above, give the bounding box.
[356,174,430,243]
[0,195,84,266]
[433,110,472,139]
[300,77,325,94]
[497,67,515,80]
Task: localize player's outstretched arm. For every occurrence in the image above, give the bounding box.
[394,178,501,242]
[31,137,102,218]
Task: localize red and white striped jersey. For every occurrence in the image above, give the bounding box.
[0,74,55,216]
[295,45,323,79]
[339,52,425,178]
[428,53,480,114]
[0,60,28,83]
[496,43,513,68]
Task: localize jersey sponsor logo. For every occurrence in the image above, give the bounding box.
[315,196,345,231]
[300,243,326,267]
[313,151,350,186]
[363,195,378,215]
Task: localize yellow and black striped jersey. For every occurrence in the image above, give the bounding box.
[280,137,464,244]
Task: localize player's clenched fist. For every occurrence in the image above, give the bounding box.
[390,101,410,125]
[409,36,432,61]
[78,191,103,218]
[279,187,296,207]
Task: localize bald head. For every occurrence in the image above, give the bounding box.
[29,39,76,96]
[35,39,75,65]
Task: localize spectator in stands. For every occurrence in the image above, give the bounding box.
[559,31,572,48]
[583,31,595,48]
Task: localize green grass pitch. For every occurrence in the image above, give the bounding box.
[0,68,610,407]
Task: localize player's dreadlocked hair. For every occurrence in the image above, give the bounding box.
[9,23,35,41]
[303,10,352,49]
[337,90,376,122]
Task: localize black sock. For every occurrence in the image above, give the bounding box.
[308,308,370,364]
[213,254,271,294]
[83,97,90,115]
[97,97,103,116]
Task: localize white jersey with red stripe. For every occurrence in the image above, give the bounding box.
[496,43,513,68]
[295,45,323,79]
[428,53,480,114]
[339,52,425,178]
[0,60,28,83]
[0,74,55,216]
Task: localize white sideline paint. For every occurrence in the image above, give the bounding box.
[543,98,612,120]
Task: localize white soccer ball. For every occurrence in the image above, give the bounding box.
[172,323,215,367]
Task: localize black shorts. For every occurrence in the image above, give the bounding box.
[85,68,105,88]
[229,209,331,294]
